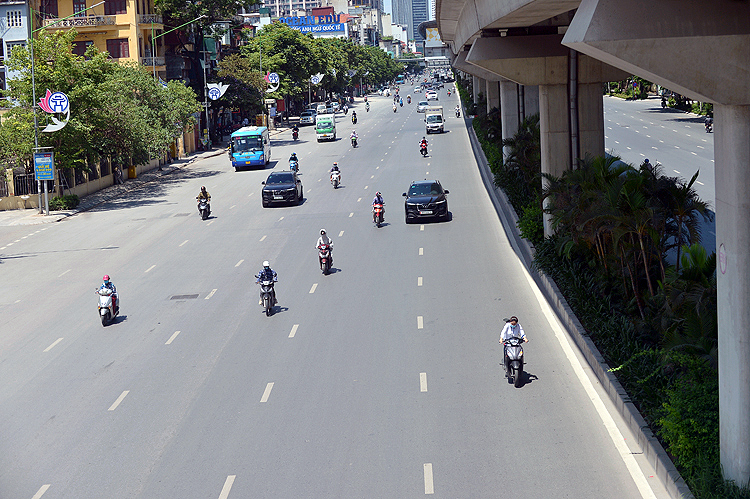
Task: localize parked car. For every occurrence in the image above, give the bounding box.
[262,171,303,207]
[403,180,449,223]
[300,109,316,125]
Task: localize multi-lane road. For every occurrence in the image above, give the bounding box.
[1,90,671,498]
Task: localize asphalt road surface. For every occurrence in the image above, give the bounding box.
[1,90,669,498]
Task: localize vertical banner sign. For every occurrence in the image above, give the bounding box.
[34,152,55,181]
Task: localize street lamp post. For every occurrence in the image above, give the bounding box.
[29,0,105,214]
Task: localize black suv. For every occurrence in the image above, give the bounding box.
[403,180,449,223]
[262,171,303,207]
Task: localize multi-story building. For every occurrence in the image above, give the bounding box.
[410,0,426,44]
[36,0,166,77]
[0,0,30,92]
[263,0,322,19]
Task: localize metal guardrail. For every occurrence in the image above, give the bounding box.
[141,56,165,66]
[138,14,162,24]
[43,15,116,28]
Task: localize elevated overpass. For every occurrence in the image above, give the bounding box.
[436,0,750,490]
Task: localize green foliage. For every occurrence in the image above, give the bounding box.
[49,194,79,210]
[517,201,543,245]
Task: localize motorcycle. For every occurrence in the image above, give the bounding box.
[407,96,411,104]
[351,136,358,148]
[705,120,713,133]
[257,276,275,316]
[197,197,210,220]
[364,96,368,102]
[503,336,526,388]
[447,90,451,96]
[661,97,667,109]
[96,287,118,326]
[393,105,397,113]
[352,115,357,124]
[399,100,403,107]
[331,171,341,189]
[318,243,332,275]
[292,129,299,140]
[290,159,299,173]
[420,144,428,157]
[455,108,461,118]
[366,103,370,112]
[373,202,385,227]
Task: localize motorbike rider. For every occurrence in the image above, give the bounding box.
[197,186,211,213]
[98,275,118,313]
[350,130,358,144]
[256,261,278,305]
[455,104,461,116]
[330,162,341,184]
[499,316,528,369]
[366,102,370,112]
[352,110,357,124]
[392,103,397,112]
[705,116,713,132]
[372,191,385,222]
[289,152,299,170]
[292,124,299,136]
[399,97,403,107]
[419,137,428,153]
[316,228,334,262]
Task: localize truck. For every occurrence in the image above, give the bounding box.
[424,105,444,134]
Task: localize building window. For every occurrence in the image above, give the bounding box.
[72,40,94,56]
[106,38,129,58]
[39,0,59,18]
[104,0,127,15]
[6,41,26,57]
[73,0,86,14]
[6,11,22,27]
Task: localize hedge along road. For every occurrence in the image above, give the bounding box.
[0,90,668,498]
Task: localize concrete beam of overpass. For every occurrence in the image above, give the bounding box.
[466,35,628,86]
[563,0,750,105]
[453,50,507,82]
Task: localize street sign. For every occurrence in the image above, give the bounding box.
[264,98,276,104]
[34,152,55,181]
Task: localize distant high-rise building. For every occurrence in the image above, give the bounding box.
[410,0,427,43]
[391,0,411,29]
[263,0,322,18]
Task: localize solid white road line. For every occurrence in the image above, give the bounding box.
[309,283,318,294]
[338,230,344,237]
[218,475,236,499]
[43,338,63,352]
[165,331,181,345]
[145,265,156,273]
[179,240,188,247]
[424,463,434,494]
[57,269,71,277]
[108,390,130,411]
[260,235,267,242]
[420,372,428,392]
[417,316,423,329]
[289,324,299,338]
[260,382,274,403]
[235,259,244,267]
[419,248,423,256]
[205,289,217,300]
[31,484,51,499]
[418,277,423,286]
[521,259,658,498]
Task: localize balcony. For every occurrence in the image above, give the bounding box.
[141,56,165,66]
[43,15,116,28]
[138,14,163,24]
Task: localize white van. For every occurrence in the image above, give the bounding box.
[316,103,328,115]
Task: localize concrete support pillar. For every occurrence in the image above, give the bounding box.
[539,83,571,236]
[578,82,605,163]
[472,76,482,105]
[486,79,500,113]
[500,80,520,158]
[524,86,540,119]
[716,103,750,487]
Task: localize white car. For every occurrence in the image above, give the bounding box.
[300,110,316,125]
[426,91,438,101]
[417,101,429,113]
[414,87,422,93]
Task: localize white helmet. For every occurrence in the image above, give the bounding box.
[263,261,270,268]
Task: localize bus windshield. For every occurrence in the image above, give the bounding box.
[232,135,263,153]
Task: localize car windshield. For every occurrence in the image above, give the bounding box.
[317,121,332,130]
[409,183,442,196]
[232,135,263,152]
[267,173,295,185]
[419,101,428,107]
[426,115,442,123]
[302,111,314,117]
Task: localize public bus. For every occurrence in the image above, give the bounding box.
[395,74,405,85]
[228,126,271,171]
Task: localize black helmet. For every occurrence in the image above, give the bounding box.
[509,316,518,323]
[201,186,206,192]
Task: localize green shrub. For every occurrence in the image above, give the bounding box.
[49,194,79,210]
[517,201,543,245]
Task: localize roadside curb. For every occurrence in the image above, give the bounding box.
[465,119,694,499]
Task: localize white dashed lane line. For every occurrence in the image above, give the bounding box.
[309,283,318,294]
[165,331,181,345]
[218,475,236,499]
[420,372,428,392]
[424,463,435,494]
[179,240,188,247]
[419,248,423,256]
[289,324,299,338]
[58,269,71,277]
[108,390,130,411]
[338,230,344,237]
[31,484,51,499]
[205,289,217,300]
[260,382,274,403]
[417,316,424,329]
[43,338,64,352]
[260,235,267,242]
[235,259,244,267]
[145,265,156,273]
[418,277,423,286]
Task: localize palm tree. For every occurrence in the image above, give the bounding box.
[665,171,712,271]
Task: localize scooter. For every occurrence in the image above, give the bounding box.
[366,103,370,112]
[705,120,713,133]
[96,287,118,326]
[292,129,299,140]
[318,243,332,275]
[503,336,526,388]
[373,202,385,227]
[352,115,357,124]
[393,105,397,113]
[257,276,275,316]
[197,197,210,220]
[290,159,299,172]
[331,171,341,189]
[455,108,461,118]
[351,136,358,148]
[420,144,428,157]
